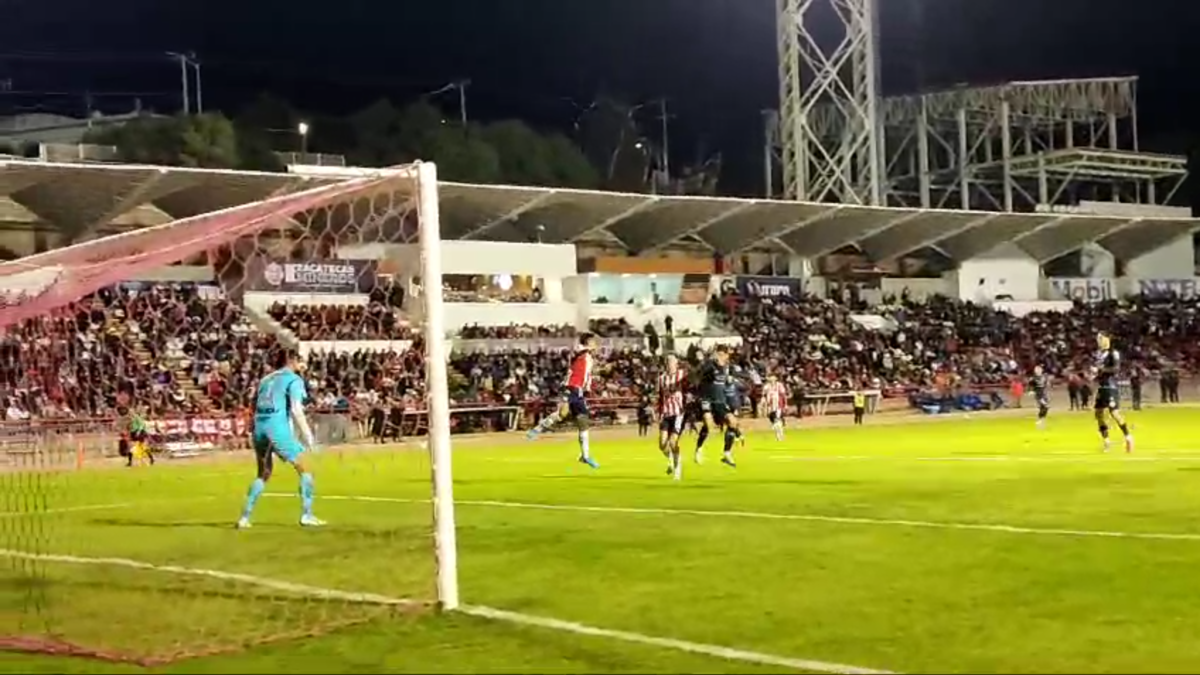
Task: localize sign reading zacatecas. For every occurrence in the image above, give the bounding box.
[246,259,377,293]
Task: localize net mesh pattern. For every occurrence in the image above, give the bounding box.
[0,166,437,665]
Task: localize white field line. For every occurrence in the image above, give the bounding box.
[0,548,420,607]
[766,454,1200,463]
[0,548,893,674]
[0,495,219,518]
[0,502,138,517]
[279,494,1200,543]
[458,604,893,674]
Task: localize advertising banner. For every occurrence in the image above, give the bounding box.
[732,275,804,299]
[1047,277,1117,303]
[1137,278,1200,299]
[147,417,248,438]
[246,259,378,294]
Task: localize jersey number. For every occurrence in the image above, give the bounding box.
[256,374,284,414]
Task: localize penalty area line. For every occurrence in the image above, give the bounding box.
[292,494,1200,543]
[0,548,895,674]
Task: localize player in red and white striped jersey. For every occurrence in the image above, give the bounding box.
[762,374,789,441]
[655,353,688,480]
[526,333,601,468]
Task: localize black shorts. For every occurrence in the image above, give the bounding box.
[565,388,589,424]
[700,399,730,426]
[659,414,684,435]
[254,440,276,476]
[1036,395,1049,409]
[129,429,147,442]
[1094,388,1119,411]
[767,410,782,424]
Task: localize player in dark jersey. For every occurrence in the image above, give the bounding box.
[693,345,740,468]
[1029,366,1050,429]
[1093,333,1134,453]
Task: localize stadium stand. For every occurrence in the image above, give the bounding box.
[5,278,1199,438]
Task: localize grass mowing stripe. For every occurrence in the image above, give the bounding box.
[0,548,888,674]
[282,494,1200,543]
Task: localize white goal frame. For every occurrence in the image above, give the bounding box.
[414,162,460,610]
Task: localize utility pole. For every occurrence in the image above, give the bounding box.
[191,53,203,113]
[656,98,671,180]
[166,52,203,114]
[425,80,470,127]
[455,79,469,127]
[168,52,189,114]
[762,110,778,199]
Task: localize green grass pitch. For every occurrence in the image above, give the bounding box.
[2,407,1200,674]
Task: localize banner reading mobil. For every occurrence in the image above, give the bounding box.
[1046,278,1116,303]
[732,275,803,299]
[246,259,378,293]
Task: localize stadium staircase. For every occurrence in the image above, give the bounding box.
[125,336,208,408]
[242,304,300,350]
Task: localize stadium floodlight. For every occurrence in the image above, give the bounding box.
[297,122,310,154]
[0,160,458,662]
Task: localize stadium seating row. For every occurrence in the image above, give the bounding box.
[2,283,1195,424]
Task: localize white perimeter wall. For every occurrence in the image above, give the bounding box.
[1125,235,1194,280]
[944,243,1040,302]
[344,241,578,278]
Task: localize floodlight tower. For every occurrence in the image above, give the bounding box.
[776,0,884,205]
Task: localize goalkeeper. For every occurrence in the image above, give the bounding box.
[237,349,324,529]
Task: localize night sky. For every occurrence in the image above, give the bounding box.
[6,0,1200,195]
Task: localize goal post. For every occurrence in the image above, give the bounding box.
[415,162,460,611]
[0,160,459,663]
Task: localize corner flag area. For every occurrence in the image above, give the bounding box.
[0,160,1197,262]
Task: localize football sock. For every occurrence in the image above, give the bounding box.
[299,473,315,517]
[242,478,265,520]
[578,430,591,459]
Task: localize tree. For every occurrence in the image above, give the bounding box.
[480,121,599,188]
[234,93,301,137]
[432,125,502,184]
[542,132,600,189]
[233,93,305,171]
[481,120,552,185]
[345,100,501,182]
[177,113,240,168]
[85,113,241,169]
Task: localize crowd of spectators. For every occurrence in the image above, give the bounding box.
[268,302,414,341]
[716,289,1200,398]
[456,318,641,340]
[7,278,1200,423]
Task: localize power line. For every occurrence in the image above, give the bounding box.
[0,89,172,98]
[0,51,178,64]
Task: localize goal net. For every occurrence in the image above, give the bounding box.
[0,162,457,665]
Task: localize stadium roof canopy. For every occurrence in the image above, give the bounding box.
[0,159,1197,264]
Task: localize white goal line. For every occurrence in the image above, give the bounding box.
[0,547,893,675]
[282,494,1200,543]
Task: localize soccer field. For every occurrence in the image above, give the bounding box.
[4,407,1200,674]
